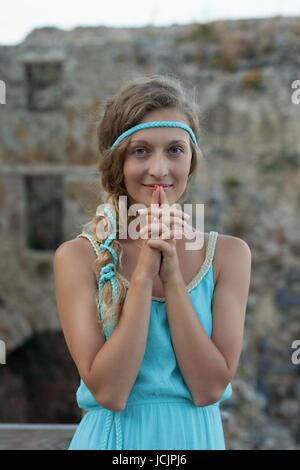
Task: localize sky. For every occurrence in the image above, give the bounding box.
[1,0,300,45]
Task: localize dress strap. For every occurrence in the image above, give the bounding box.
[76,232,101,257]
[189,231,218,283]
[77,231,119,337]
[206,231,218,266]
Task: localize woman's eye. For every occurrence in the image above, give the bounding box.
[170,147,182,154]
[132,147,182,155]
[134,148,146,155]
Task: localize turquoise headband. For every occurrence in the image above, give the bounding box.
[111,121,198,148]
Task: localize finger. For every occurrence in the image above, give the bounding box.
[146,237,173,252]
[140,217,173,239]
[149,185,162,226]
[158,186,171,216]
[138,186,190,220]
[139,208,190,228]
[161,215,187,228]
[144,210,190,231]
[161,227,186,240]
[159,185,169,204]
[156,206,190,221]
[150,184,160,214]
[139,222,161,239]
[137,185,160,231]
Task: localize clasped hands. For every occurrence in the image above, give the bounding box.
[137,185,191,284]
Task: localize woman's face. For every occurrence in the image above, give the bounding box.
[123,108,193,210]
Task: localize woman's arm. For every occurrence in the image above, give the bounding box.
[53,239,153,412]
[162,235,251,407]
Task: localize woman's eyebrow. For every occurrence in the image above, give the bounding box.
[129,139,188,146]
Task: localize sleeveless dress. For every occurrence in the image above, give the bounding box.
[68,230,232,450]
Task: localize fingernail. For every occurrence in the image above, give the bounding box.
[154,185,158,191]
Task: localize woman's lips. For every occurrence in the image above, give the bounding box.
[142,184,173,191]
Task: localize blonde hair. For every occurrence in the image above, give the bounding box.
[81,74,203,338]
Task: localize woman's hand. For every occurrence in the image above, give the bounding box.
[139,185,191,285]
[133,183,162,282]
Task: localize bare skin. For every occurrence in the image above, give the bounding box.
[54,108,251,410]
[114,231,220,299]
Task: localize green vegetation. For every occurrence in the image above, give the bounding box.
[260,151,300,172]
[242,69,262,89]
[223,178,241,191]
[176,23,216,43]
[209,54,220,68]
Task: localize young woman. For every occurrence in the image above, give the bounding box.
[53,74,251,450]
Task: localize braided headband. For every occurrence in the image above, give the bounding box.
[111,121,198,149]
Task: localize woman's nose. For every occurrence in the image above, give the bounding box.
[148,151,168,176]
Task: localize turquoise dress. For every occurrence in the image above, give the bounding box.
[68,231,232,450]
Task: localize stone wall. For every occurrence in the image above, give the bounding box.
[0,17,300,449]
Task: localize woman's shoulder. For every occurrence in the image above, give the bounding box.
[54,237,99,286]
[55,236,92,254]
[211,233,251,283]
[190,230,250,284]
[213,233,251,253]
[192,229,248,244]
[54,236,98,270]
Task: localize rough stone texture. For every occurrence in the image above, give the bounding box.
[0,17,300,449]
[0,424,77,450]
